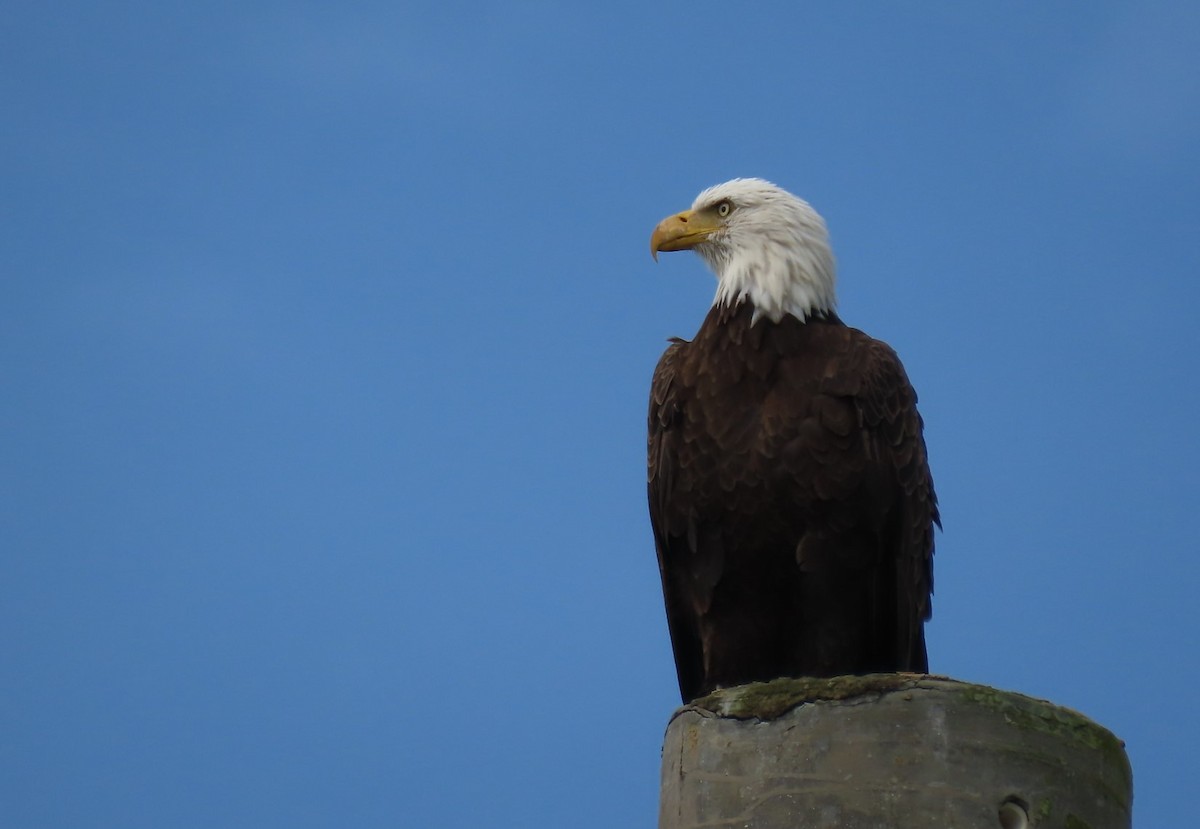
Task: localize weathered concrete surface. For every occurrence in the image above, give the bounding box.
[659,675,1131,829]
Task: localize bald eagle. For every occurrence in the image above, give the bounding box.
[648,179,939,703]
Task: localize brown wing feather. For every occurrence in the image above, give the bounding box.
[648,302,938,702]
[824,331,939,670]
[647,338,707,700]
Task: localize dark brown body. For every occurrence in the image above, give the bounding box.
[648,301,938,703]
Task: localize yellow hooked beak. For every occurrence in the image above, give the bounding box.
[650,208,723,261]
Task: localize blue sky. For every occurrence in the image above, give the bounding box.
[3,2,1198,826]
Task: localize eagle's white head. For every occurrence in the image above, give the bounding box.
[650,178,836,324]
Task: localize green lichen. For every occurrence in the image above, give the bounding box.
[956,683,1133,800]
[688,673,922,721]
[1065,815,1092,829]
[1035,797,1054,821]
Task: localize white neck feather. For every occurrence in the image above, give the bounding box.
[692,179,837,325]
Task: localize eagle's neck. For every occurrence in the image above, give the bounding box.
[702,227,836,325]
[712,296,841,330]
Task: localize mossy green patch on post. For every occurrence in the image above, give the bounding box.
[957,683,1110,750]
[956,683,1133,808]
[687,673,923,721]
[1036,797,1054,822]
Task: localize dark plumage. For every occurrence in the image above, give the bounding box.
[648,179,939,703]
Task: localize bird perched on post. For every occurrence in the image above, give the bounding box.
[647,178,939,703]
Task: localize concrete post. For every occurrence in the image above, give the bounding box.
[659,675,1131,829]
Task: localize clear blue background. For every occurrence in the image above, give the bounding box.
[4,2,1197,826]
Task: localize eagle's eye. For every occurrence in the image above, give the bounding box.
[715,200,733,218]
